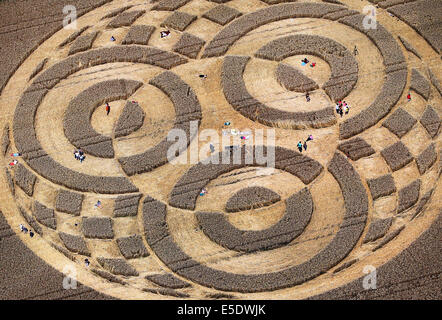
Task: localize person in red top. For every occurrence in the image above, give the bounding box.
[105,103,110,115]
[407,93,411,101]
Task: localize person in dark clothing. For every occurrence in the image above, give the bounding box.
[160,30,170,38]
[297,141,303,153]
[29,230,34,238]
[303,141,307,151]
[306,92,310,102]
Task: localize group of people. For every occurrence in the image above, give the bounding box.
[8,152,21,167]
[297,135,313,153]
[335,100,350,117]
[109,29,172,44]
[74,149,85,163]
[19,224,34,238]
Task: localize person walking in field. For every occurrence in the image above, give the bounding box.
[306,92,310,102]
[297,141,303,153]
[306,134,313,142]
[94,200,102,209]
[407,93,411,102]
[301,58,309,65]
[303,141,308,151]
[105,103,110,116]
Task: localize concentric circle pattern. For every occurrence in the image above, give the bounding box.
[0,0,440,299]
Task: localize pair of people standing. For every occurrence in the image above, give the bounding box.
[297,135,313,153]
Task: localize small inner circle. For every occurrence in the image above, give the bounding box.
[282,55,331,88]
[91,99,127,136]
